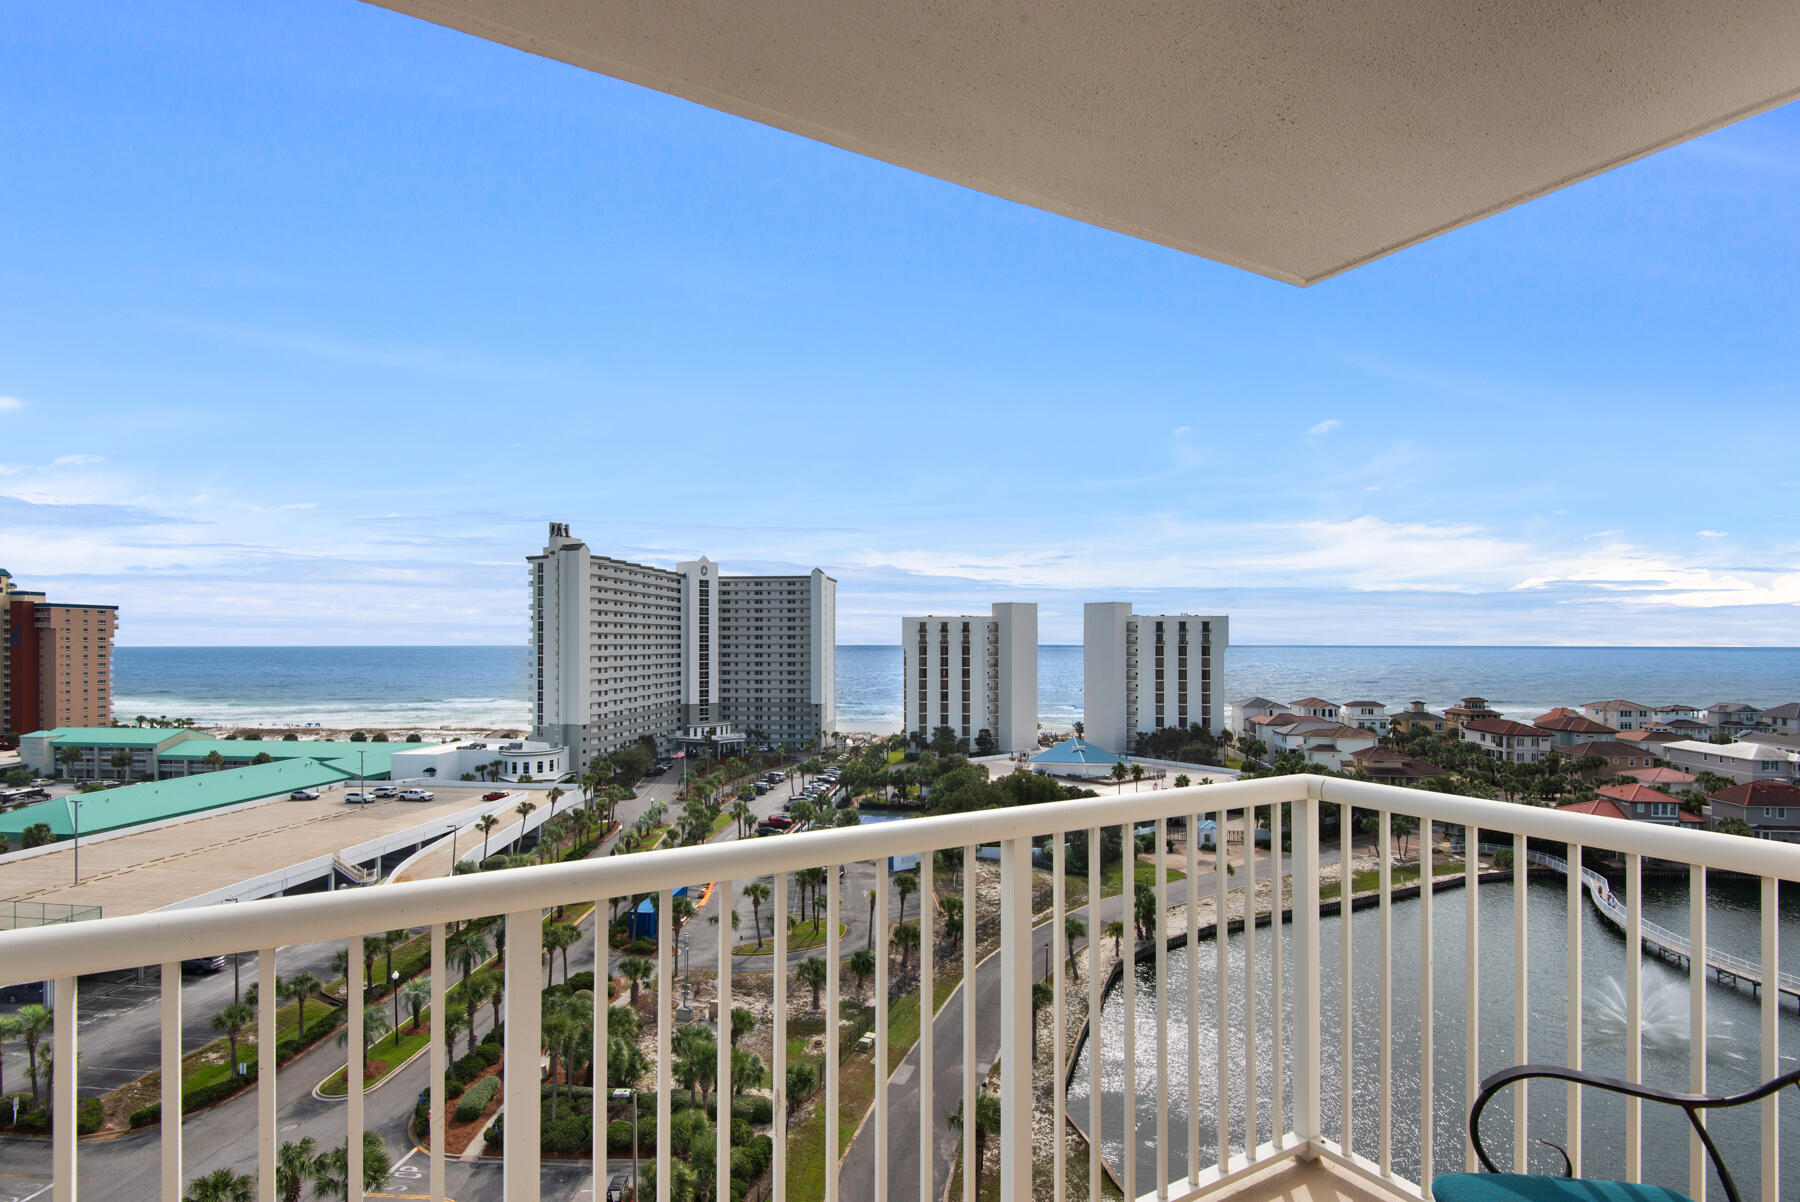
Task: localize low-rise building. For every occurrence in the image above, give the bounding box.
[387,738,568,783]
[1459,716,1548,764]
[1644,716,1711,738]
[1705,702,1763,735]
[1622,766,1698,792]
[1581,700,1654,731]
[1761,702,1800,736]
[1565,738,1662,776]
[1287,697,1340,721]
[1661,739,1799,785]
[1347,745,1448,783]
[19,727,434,782]
[1707,779,1800,843]
[1389,700,1447,736]
[1257,715,1378,770]
[1443,697,1500,729]
[1340,700,1389,735]
[1594,783,1703,827]
[1532,707,1616,747]
[1232,697,1288,743]
[1652,704,1701,724]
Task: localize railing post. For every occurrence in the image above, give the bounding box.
[505,908,543,1200]
[999,835,1034,1201]
[160,962,182,1202]
[52,975,76,1202]
[1290,785,1322,1157]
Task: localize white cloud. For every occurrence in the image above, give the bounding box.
[0,396,23,413]
[52,453,103,467]
[1307,418,1342,436]
[1698,530,1727,538]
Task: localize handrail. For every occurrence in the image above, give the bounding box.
[3,775,1797,980]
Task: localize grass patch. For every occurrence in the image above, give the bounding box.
[885,973,961,1074]
[1319,856,1461,903]
[710,810,736,838]
[318,1022,434,1096]
[785,1005,877,1202]
[734,920,846,955]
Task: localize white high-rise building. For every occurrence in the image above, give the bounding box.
[1083,603,1228,754]
[529,524,836,771]
[901,603,1037,753]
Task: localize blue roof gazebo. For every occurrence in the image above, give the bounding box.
[1027,737,1128,777]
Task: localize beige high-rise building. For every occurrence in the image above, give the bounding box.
[0,568,120,738]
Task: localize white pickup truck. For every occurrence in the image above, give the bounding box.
[398,788,435,802]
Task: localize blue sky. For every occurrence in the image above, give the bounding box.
[4,1,1799,647]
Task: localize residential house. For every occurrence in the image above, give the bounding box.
[1389,700,1448,736]
[1706,702,1763,735]
[1652,703,1702,724]
[1660,739,1800,785]
[1623,766,1698,792]
[1231,696,1288,743]
[1644,716,1711,738]
[1443,697,1500,729]
[1339,700,1389,736]
[1707,779,1800,843]
[1459,716,1549,764]
[1532,707,1617,748]
[1594,783,1704,827]
[1348,745,1449,783]
[1566,738,1662,777]
[1287,696,1341,721]
[1558,789,1703,828]
[1256,714,1378,771]
[1581,700,1654,731]
[1761,702,1800,735]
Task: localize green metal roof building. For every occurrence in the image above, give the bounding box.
[0,759,352,842]
[18,728,426,782]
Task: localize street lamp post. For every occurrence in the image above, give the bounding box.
[68,794,81,886]
[391,970,401,1039]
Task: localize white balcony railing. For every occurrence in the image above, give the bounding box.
[1,777,1796,1202]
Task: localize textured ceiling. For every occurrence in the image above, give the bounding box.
[370,1,1800,285]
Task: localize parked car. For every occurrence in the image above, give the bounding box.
[608,1173,630,1202]
[762,814,794,830]
[344,791,372,804]
[370,786,398,798]
[398,788,434,802]
[288,788,320,801]
[2,980,45,1005]
[182,956,227,974]
[753,781,769,795]
[482,790,509,801]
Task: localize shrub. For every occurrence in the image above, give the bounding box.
[485,1113,503,1145]
[475,1042,504,1067]
[565,970,595,994]
[543,1113,590,1153]
[129,1104,162,1129]
[454,1075,501,1122]
[607,1119,636,1153]
[731,1094,773,1125]
[731,1147,758,1183]
[730,1116,753,1147]
[444,1075,465,1099]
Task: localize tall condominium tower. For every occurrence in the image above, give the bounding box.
[1083,602,1227,753]
[901,602,1037,753]
[529,524,836,771]
[0,568,120,738]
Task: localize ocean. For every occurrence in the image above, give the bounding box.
[111,644,1800,733]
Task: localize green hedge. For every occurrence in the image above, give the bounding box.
[7,1098,103,1134]
[454,1075,500,1122]
[731,1094,773,1125]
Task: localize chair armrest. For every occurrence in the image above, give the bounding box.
[1469,1062,1800,1202]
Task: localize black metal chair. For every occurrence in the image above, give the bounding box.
[1432,1062,1800,1202]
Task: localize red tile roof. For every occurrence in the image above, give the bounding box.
[1289,697,1337,708]
[1534,713,1616,734]
[1709,780,1800,807]
[1557,798,1631,820]
[1623,767,1696,785]
[1598,783,1680,806]
[1567,740,1653,759]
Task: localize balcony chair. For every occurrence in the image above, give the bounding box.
[1434,1062,1800,1202]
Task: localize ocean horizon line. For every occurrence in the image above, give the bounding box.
[109,641,1800,651]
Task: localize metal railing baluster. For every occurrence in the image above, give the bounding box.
[160,963,181,1202]
[1513,831,1528,1174]
[1625,854,1642,1182]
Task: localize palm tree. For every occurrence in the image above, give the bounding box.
[279,970,321,1040]
[947,1092,1003,1200]
[336,1004,391,1056]
[476,814,499,860]
[310,1131,391,1200]
[514,800,537,850]
[544,921,580,985]
[1063,916,1086,979]
[546,785,565,823]
[183,1167,254,1202]
[1130,762,1146,791]
[893,871,918,925]
[56,745,84,779]
[276,1136,319,1202]
[109,748,131,779]
[847,948,876,1003]
[447,926,489,999]
[211,1001,255,1079]
[1110,759,1129,788]
[892,920,921,973]
[619,955,655,1006]
[469,970,504,1034]
[796,955,828,1010]
[730,797,755,839]
[1106,920,1125,957]
[382,928,410,992]
[866,888,878,950]
[744,880,771,950]
[401,980,430,1032]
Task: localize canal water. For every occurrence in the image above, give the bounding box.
[1068,874,1800,1197]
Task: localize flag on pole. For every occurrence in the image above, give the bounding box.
[671,750,686,760]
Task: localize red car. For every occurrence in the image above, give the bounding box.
[761,814,795,830]
[482,790,509,801]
